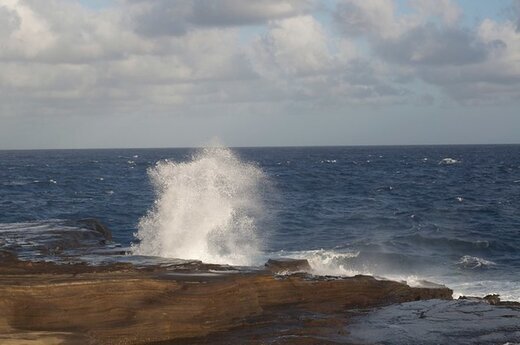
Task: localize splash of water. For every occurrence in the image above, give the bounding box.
[132,147,267,266]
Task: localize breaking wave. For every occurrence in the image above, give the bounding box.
[132,147,267,266]
[457,255,497,269]
[439,157,460,165]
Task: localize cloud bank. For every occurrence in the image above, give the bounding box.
[0,0,519,147]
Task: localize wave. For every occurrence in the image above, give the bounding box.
[449,280,520,302]
[2,180,46,186]
[132,147,268,266]
[439,157,460,165]
[270,249,437,288]
[457,255,497,269]
[270,249,361,276]
[268,248,519,300]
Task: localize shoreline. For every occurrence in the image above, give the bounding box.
[0,251,454,345]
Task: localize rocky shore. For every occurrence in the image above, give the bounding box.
[2,221,518,345]
[0,249,453,345]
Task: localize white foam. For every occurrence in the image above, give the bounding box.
[439,157,460,165]
[272,249,437,288]
[271,249,365,276]
[269,249,520,300]
[132,147,267,266]
[450,280,520,302]
[458,255,497,269]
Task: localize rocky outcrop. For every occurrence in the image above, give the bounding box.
[0,255,452,345]
[74,218,113,241]
[265,258,311,273]
[459,294,520,308]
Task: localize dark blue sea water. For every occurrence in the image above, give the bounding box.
[1,145,519,300]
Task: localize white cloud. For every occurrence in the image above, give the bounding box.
[411,0,461,26]
[333,0,520,104]
[335,0,406,39]
[0,0,519,125]
[249,15,408,105]
[250,16,334,77]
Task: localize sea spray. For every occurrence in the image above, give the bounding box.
[132,147,267,266]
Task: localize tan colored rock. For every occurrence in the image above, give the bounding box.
[0,256,452,345]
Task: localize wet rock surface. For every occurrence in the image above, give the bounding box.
[0,252,452,345]
[265,258,312,274]
[0,219,116,262]
[2,221,518,345]
[346,298,520,345]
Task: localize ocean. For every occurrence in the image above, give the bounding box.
[1,145,519,301]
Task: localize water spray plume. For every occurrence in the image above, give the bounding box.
[132,147,266,266]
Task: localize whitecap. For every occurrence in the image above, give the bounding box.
[439,157,460,165]
[457,255,496,269]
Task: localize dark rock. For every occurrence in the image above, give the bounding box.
[75,218,113,241]
[484,294,501,305]
[459,294,520,308]
[265,258,312,274]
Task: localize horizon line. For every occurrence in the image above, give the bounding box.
[1,142,519,152]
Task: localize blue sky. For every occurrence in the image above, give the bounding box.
[0,0,519,149]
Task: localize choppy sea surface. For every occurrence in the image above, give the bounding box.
[1,145,519,301]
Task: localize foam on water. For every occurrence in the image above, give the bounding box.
[273,249,432,289]
[272,249,362,276]
[132,147,267,266]
[458,255,497,269]
[439,157,460,165]
[273,248,519,300]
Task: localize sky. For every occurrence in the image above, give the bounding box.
[0,0,519,149]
